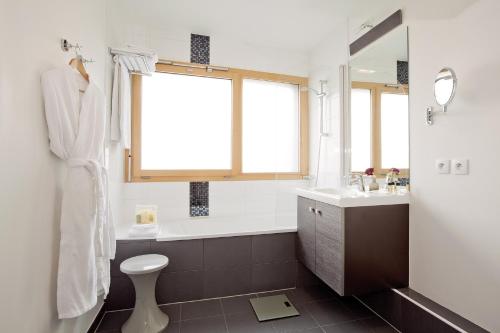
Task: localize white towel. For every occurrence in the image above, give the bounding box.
[128,224,159,238]
[111,59,131,148]
[110,47,158,148]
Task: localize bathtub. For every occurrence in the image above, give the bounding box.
[155,213,297,241]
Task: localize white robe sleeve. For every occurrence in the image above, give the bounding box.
[41,72,68,159]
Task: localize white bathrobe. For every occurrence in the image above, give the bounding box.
[41,66,116,319]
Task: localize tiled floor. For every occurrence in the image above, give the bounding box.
[95,285,397,333]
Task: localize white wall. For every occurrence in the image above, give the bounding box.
[0,1,107,332]
[408,0,500,331]
[106,1,309,233]
[308,21,349,188]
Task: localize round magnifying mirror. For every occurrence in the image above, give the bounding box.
[434,67,457,112]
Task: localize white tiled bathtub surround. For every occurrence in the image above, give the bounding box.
[115,180,307,237]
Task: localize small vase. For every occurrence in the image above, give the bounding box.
[368,176,379,191]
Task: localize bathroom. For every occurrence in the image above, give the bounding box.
[1,0,499,332]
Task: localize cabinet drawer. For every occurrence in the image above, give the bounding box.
[316,202,343,242]
[315,232,344,294]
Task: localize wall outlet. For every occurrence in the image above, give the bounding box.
[452,159,469,175]
[436,159,450,174]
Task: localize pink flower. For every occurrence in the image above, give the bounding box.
[365,168,374,176]
[390,168,400,175]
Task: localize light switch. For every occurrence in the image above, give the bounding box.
[452,159,469,175]
[436,159,450,174]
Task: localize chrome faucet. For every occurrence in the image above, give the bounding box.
[349,173,366,192]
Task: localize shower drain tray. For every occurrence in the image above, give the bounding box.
[249,294,300,321]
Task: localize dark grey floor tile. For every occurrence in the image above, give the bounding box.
[181,299,224,321]
[252,233,296,264]
[356,290,402,331]
[305,300,357,326]
[339,297,374,320]
[161,303,182,323]
[322,319,367,333]
[161,322,181,333]
[180,315,228,333]
[221,294,258,315]
[257,289,295,299]
[96,310,131,332]
[289,285,338,305]
[361,317,398,333]
[204,267,251,298]
[204,236,252,270]
[151,239,204,272]
[271,303,319,332]
[225,311,274,333]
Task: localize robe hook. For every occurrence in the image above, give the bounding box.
[61,38,83,53]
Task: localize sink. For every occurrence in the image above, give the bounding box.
[295,187,409,207]
[310,188,354,196]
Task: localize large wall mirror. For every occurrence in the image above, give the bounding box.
[347,24,409,183]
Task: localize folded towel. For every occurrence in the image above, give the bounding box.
[128,224,159,238]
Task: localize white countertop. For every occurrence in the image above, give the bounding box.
[295,187,410,207]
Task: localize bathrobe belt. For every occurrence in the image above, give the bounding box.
[67,158,109,258]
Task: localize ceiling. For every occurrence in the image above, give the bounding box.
[109,0,477,53]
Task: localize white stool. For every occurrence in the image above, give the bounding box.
[120,254,169,333]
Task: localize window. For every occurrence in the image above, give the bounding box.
[350,88,372,172]
[141,73,232,170]
[242,79,300,173]
[128,62,308,182]
[350,82,409,175]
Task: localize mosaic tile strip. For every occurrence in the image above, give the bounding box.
[397,60,409,85]
[190,182,209,217]
[191,34,210,65]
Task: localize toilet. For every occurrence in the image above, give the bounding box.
[120,254,169,333]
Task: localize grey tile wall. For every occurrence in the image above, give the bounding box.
[108,232,299,310]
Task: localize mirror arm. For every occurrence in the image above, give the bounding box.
[426,105,447,125]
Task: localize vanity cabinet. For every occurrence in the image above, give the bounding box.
[297,196,408,296]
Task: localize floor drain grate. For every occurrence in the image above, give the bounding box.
[249,294,300,322]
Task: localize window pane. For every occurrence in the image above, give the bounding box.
[242,79,299,173]
[381,93,409,169]
[351,88,372,172]
[141,73,232,170]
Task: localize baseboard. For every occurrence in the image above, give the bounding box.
[357,288,489,333]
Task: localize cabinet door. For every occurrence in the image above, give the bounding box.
[315,202,345,295]
[296,197,316,272]
[315,202,343,241]
[316,232,344,295]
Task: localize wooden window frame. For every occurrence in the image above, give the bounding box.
[127,61,309,182]
[351,81,409,177]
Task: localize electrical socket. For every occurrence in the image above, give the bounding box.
[452,159,469,175]
[436,159,450,174]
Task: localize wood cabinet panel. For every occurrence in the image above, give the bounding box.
[316,202,343,242]
[315,232,344,294]
[297,197,409,296]
[297,197,316,272]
